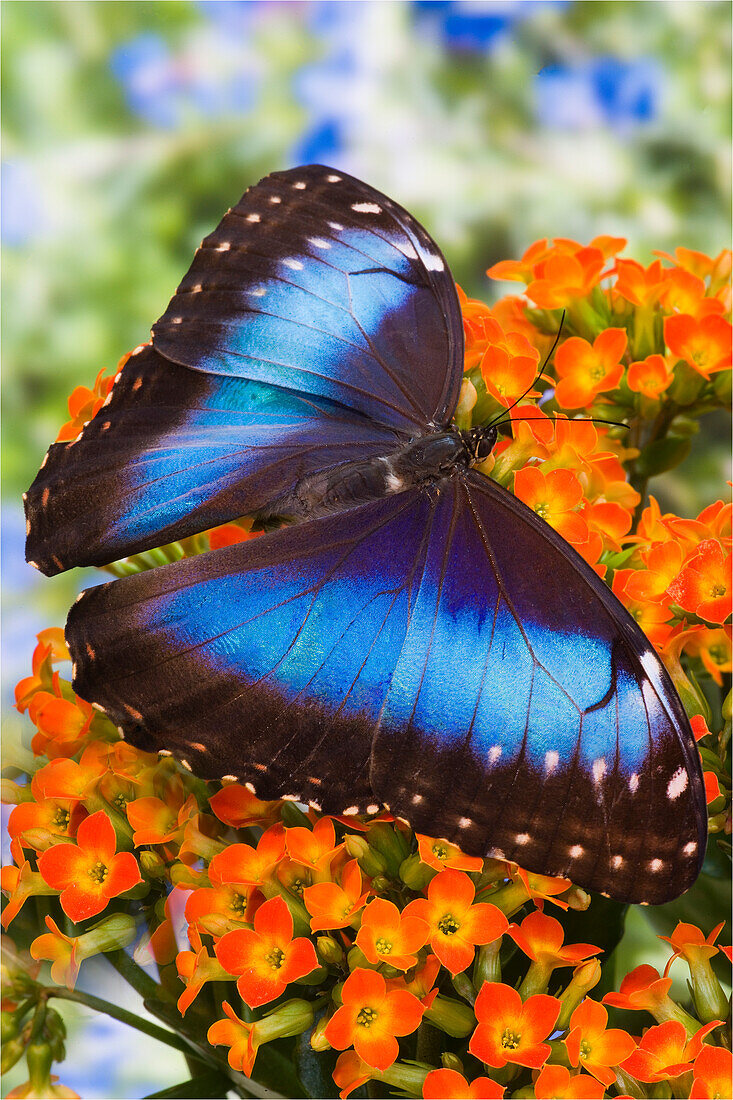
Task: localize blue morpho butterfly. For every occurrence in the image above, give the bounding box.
[25,165,706,904]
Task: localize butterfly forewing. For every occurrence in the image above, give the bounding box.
[152,165,464,433]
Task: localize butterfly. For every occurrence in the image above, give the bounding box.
[25,164,706,904]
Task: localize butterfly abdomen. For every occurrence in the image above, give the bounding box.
[262,431,470,521]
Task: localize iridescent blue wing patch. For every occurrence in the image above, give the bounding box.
[24,344,400,574]
[152,165,463,434]
[371,474,706,905]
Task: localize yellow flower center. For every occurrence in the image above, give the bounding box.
[230,892,247,916]
[590,363,606,381]
[579,1039,593,1060]
[501,1027,520,1050]
[432,843,449,862]
[357,1007,378,1028]
[87,860,108,885]
[113,794,129,813]
[438,913,461,936]
[53,808,71,831]
[711,583,726,597]
[291,879,306,896]
[709,644,726,664]
[264,947,285,970]
[375,938,393,955]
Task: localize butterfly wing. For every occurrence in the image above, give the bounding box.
[152,165,463,434]
[370,472,706,905]
[26,165,464,575]
[24,344,401,575]
[66,490,433,814]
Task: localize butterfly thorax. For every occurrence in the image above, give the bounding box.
[262,426,498,523]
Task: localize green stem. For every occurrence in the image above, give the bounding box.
[107,947,171,1003]
[42,987,191,1056]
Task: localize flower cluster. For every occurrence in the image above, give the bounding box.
[3,237,730,1097]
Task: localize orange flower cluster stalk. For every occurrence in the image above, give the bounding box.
[3,236,730,1098]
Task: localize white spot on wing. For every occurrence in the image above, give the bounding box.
[458,817,472,829]
[683,841,697,855]
[488,745,502,764]
[308,237,331,249]
[326,174,342,182]
[283,258,304,270]
[569,845,584,858]
[515,833,530,845]
[611,855,623,869]
[342,805,359,816]
[666,767,688,800]
[351,202,381,214]
[293,181,307,189]
[366,804,379,814]
[246,213,261,223]
[269,195,281,203]
[411,794,423,805]
[215,241,231,251]
[545,750,559,774]
[629,772,640,793]
[649,858,664,872]
[423,253,444,272]
[386,473,404,492]
[328,221,344,231]
[592,757,606,784]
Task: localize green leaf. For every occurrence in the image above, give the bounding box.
[144,1070,239,1099]
[635,435,691,478]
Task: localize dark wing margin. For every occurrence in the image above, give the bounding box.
[25,344,400,575]
[152,165,464,433]
[370,473,706,905]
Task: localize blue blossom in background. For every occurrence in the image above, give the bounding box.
[110,26,261,129]
[1,160,45,246]
[535,57,662,131]
[413,0,571,52]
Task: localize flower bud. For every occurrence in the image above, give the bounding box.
[346,946,373,972]
[257,998,315,1044]
[689,960,729,1024]
[139,851,167,877]
[425,994,476,1037]
[316,936,345,968]
[0,780,34,804]
[367,824,410,875]
[473,937,502,987]
[564,885,591,911]
[379,1062,430,1095]
[309,1014,332,1052]
[556,959,602,1029]
[344,834,388,877]
[669,362,705,406]
[1,1034,27,1074]
[441,1052,464,1073]
[370,875,392,894]
[399,853,434,891]
[77,914,137,961]
[451,971,476,1005]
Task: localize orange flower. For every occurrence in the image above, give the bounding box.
[55,365,117,442]
[612,568,674,646]
[486,239,552,284]
[664,313,732,378]
[684,627,732,685]
[513,467,588,543]
[422,1068,505,1098]
[614,258,670,308]
[324,968,424,1071]
[660,921,725,975]
[14,628,69,709]
[415,833,483,873]
[27,681,95,758]
[690,1043,733,1099]
[185,875,260,939]
[215,895,318,1008]
[208,823,286,887]
[176,926,231,1015]
[1,858,57,928]
[402,869,508,975]
[667,539,732,623]
[303,858,370,932]
[468,982,559,1069]
[126,784,198,849]
[564,998,637,1087]
[620,1020,721,1083]
[386,954,441,1009]
[627,353,674,398]
[533,1064,605,1099]
[8,796,85,850]
[37,810,141,922]
[602,964,678,1019]
[355,897,429,971]
[207,1000,259,1075]
[29,916,80,988]
[625,540,684,604]
[209,783,283,828]
[207,521,260,549]
[480,330,541,408]
[554,328,627,409]
[507,911,600,975]
[581,499,633,553]
[332,1051,373,1099]
[525,246,607,308]
[286,816,341,873]
[661,268,725,320]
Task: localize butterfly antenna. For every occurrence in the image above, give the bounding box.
[486,310,566,429]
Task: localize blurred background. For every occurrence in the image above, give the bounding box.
[2,2,731,1095]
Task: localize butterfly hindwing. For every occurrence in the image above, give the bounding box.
[66,490,434,813]
[25,344,401,574]
[153,165,464,434]
[370,473,706,904]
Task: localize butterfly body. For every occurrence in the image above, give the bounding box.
[25,165,707,903]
